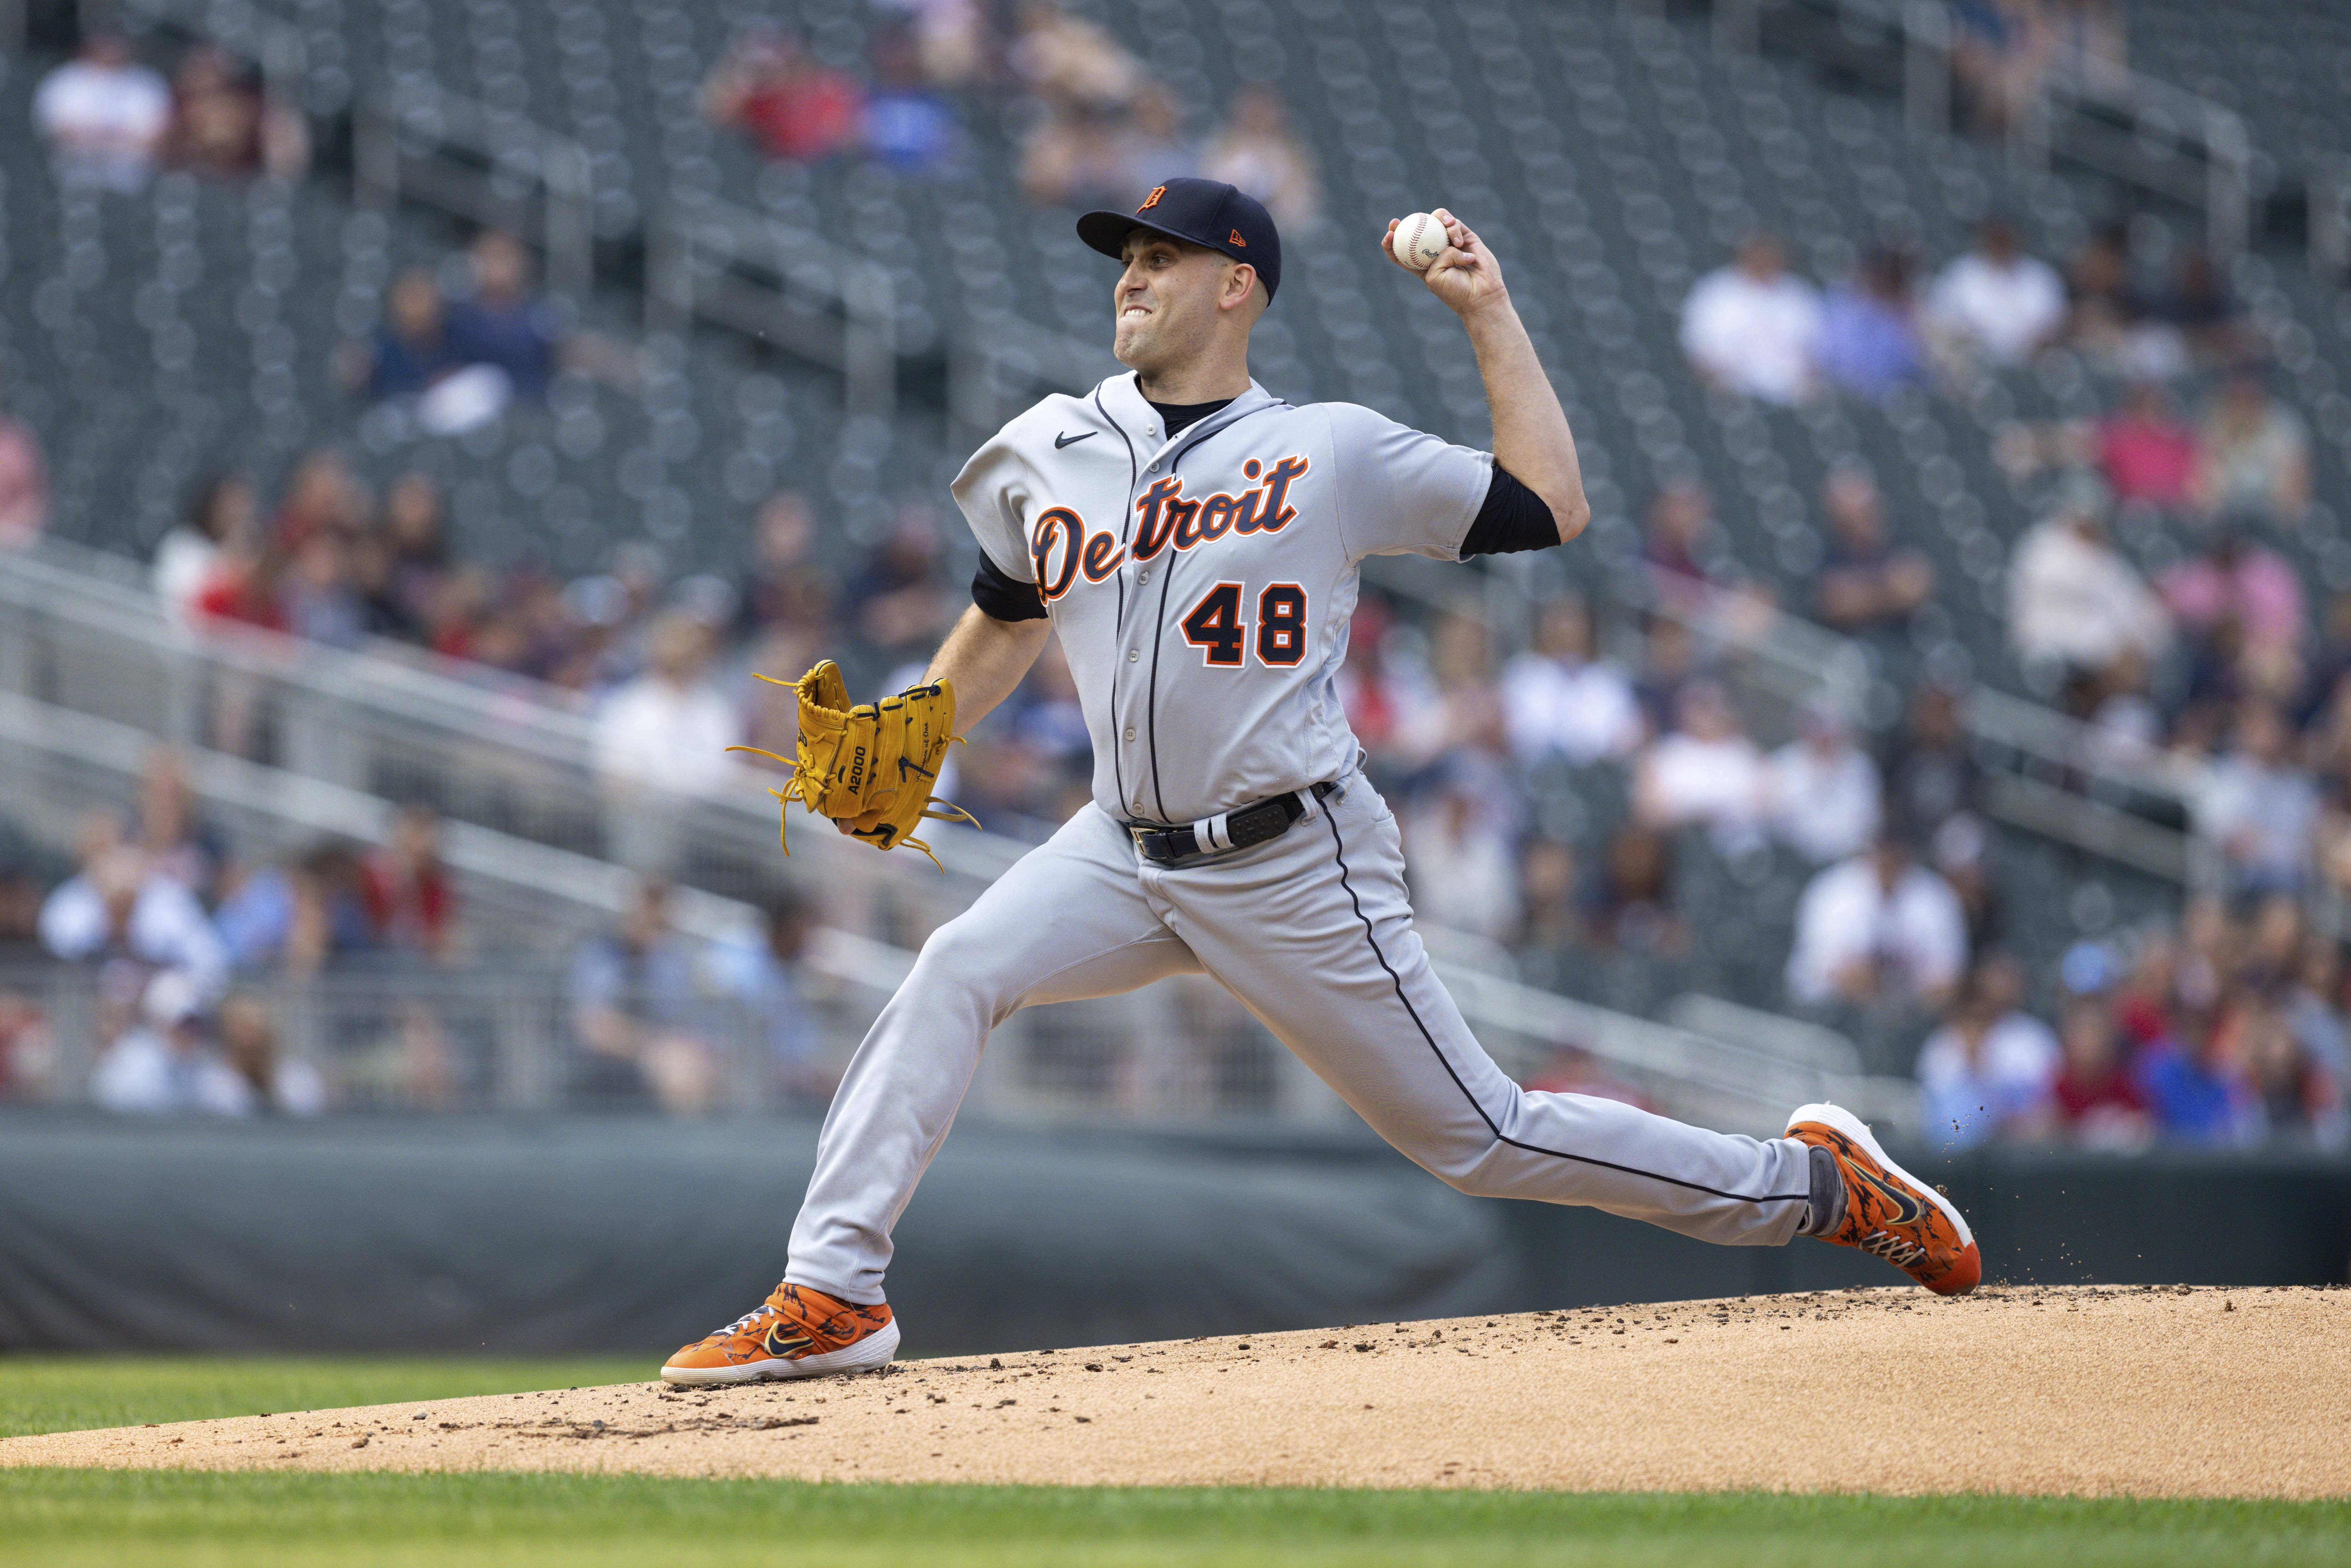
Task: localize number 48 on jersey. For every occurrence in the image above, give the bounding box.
[1181,581,1308,669]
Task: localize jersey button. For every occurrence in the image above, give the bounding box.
[1127,649,1139,662]
[1136,568,1148,583]
[1124,727,1136,741]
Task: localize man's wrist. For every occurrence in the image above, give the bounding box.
[1456,292,1520,332]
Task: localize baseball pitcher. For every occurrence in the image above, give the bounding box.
[662,179,1978,1385]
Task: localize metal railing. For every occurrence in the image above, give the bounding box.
[1717,0,2257,260]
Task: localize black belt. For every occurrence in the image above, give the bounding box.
[1127,779,1344,866]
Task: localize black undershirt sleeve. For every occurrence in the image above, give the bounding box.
[971,551,1048,621]
[1459,466,1562,557]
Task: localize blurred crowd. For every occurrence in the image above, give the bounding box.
[0,750,829,1118]
[5,4,2346,1151]
[32,29,306,193]
[695,0,1320,223]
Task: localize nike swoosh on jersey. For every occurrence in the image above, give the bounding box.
[1054,431,1095,449]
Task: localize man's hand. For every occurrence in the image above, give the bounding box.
[1382,209,1509,320]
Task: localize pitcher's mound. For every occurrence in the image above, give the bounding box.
[5,1286,2346,1496]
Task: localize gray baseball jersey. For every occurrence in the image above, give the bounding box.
[779,371,1816,1313]
[951,374,1489,824]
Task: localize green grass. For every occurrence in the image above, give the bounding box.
[0,1355,651,1441]
[0,1471,2342,1568]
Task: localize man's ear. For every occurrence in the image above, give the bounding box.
[1221,262,1260,313]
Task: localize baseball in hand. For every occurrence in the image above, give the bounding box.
[1392,212,1450,271]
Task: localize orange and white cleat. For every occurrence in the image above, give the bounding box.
[1786,1102,1981,1295]
[660,1282,900,1385]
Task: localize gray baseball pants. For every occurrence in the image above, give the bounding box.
[785,774,1812,1305]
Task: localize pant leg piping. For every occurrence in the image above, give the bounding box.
[1320,811,1806,1210]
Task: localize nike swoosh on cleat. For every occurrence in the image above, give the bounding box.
[762,1327,816,1358]
[1849,1164,1928,1228]
[1054,431,1095,449]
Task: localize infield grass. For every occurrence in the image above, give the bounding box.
[0,1355,650,1441]
[0,1470,2343,1568]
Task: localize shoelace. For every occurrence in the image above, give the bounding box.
[710,1303,782,1339]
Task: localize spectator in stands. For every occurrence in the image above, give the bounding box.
[2050,990,2152,1149]
[1764,699,1882,865]
[1403,757,1525,946]
[1881,680,1979,836]
[2193,701,2318,897]
[1499,596,1643,768]
[343,269,454,403]
[34,33,173,193]
[169,42,303,181]
[2138,1004,2261,1147]
[1812,465,1934,639]
[2007,473,2170,683]
[0,395,50,548]
[1639,479,1732,613]
[137,749,228,906]
[1815,245,1923,401]
[2161,525,2306,676]
[841,502,954,668]
[2194,373,2311,527]
[863,19,958,175]
[1932,812,2005,956]
[2282,934,2350,1094]
[707,888,830,1107]
[359,803,457,957]
[1785,827,1968,1011]
[1924,217,2066,368]
[152,473,253,625]
[2243,998,2343,1148]
[1950,0,2047,136]
[2153,248,2246,368]
[568,878,717,1114]
[218,992,327,1116]
[90,970,248,1115]
[1008,0,1141,112]
[1579,824,1683,954]
[1679,234,1821,405]
[40,835,228,999]
[446,232,561,400]
[281,529,365,649]
[2064,224,2145,367]
[269,448,366,552]
[1115,87,1196,201]
[739,489,838,645]
[1633,680,1765,855]
[1915,955,2059,1149]
[2096,380,2199,510]
[593,611,741,803]
[703,26,864,164]
[1019,102,1136,208]
[214,840,376,975]
[1200,84,1321,232]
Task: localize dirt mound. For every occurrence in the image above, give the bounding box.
[5,1286,2345,1496]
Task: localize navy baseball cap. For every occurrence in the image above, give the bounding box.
[1076,177,1282,303]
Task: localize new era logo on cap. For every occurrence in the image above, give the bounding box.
[1077,177,1283,302]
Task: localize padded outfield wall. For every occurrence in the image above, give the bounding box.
[0,1113,2343,1355]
